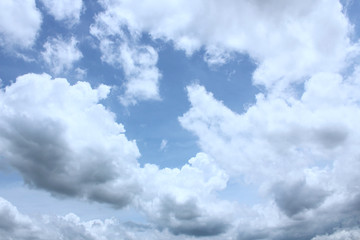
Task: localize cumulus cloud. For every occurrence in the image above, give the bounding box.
[90,11,161,105]
[137,153,232,237]
[0,196,131,240]
[39,0,83,25]
[0,195,233,240]
[0,0,42,49]
[179,67,360,238]
[0,73,140,208]
[0,197,41,240]
[94,0,357,91]
[179,71,360,184]
[0,73,234,236]
[41,37,83,75]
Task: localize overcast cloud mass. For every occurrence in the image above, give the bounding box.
[0,0,360,239]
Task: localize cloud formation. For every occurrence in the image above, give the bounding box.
[0,73,140,208]
[0,74,233,236]
[178,66,360,238]
[90,11,161,105]
[39,0,83,25]
[0,0,42,49]
[94,0,357,92]
[1,0,360,239]
[41,37,83,75]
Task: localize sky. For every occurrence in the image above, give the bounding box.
[0,0,360,239]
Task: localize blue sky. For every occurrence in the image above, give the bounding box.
[1,0,360,239]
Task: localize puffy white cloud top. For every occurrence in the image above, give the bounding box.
[0,0,42,49]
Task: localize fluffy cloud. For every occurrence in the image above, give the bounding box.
[180,70,360,184]
[0,195,233,240]
[116,43,161,105]
[39,0,83,25]
[0,73,140,208]
[137,153,232,237]
[179,67,360,238]
[94,0,357,91]
[0,197,39,240]
[0,196,132,240]
[0,73,234,236]
[0,0,42,49]
[90,12,161,105]
[41,37,83,75]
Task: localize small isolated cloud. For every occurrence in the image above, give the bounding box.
[0,0,42,49]
[74,67,87,80]
[117,44,161,106]
[39,0,83,26]
[41,37,83,76]
[160,139,167,151]
[203,46,232,67]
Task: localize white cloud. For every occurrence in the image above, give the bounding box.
[90,13,161,106]
[160,139,167,151]
[0,196,232,240]
[39,0,83,25]
[203,46,232,67]
[0,197,40,240]
[1,68,360,238]
[0,73,235,237]
[94,0,357,92]
[180,70,360,185]
[0,73,140,208]
[0,0,42,49]
[179,67,360,238]
[41,37,83,75]
[117,43,161,106]
[74,67,87,80]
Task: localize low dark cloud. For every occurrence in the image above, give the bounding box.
[155,196,229,237]
[272,180,328,217]
[313,126,348,149]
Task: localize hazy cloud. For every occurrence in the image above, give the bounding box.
[39,0,83,25]
[41,37,83,75]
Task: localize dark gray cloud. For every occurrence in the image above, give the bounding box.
[272,180,328,217]
[155,196,229,237]
[313,126,348,149]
